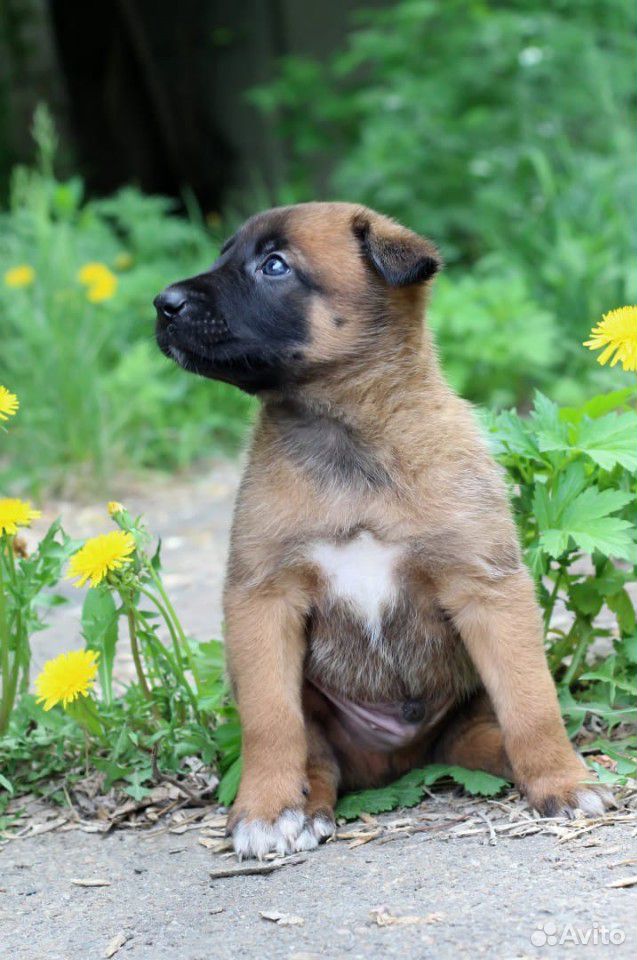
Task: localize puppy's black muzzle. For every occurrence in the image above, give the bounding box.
[154,285,187,321]
[154,283,231,346]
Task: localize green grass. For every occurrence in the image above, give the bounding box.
[0,108,254,495]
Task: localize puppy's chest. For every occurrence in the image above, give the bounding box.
[309,531,403,637]
[306,531,471,702]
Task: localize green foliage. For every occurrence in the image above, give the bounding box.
[0,505,240,813]
[0,107,253,493]
[489,391,636,740]
[428,267,558,407]
[336,765,509,820]
[251,0,637,404]
[0,519,75,734]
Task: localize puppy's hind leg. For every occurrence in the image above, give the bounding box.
[295,719,340,851]
[431,691,513,780]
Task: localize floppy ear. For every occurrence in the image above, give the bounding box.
[352,212,441,287]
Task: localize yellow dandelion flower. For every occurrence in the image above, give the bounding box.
[107,501,125,517]
[0,498,42,536]
[77,262,118,303]
[584,306,637,372]
[67,530,136,587]
[0,385,19,421]
[86,272,117,302]
[77,262,109,285]
[35,649,99,711]
[4,264,35,288]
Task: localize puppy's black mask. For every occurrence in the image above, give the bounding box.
[155,204,440,394]
[154,212,313,394]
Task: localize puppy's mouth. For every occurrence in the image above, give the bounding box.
[156,307,234,360]
[156,322,285,391]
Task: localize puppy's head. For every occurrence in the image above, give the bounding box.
[154,202,440,393]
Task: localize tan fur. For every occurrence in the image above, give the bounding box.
[222,202,610,851]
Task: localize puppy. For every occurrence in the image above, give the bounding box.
[155,202,611,860]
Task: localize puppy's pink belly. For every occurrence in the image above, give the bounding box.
[309,679,450,752]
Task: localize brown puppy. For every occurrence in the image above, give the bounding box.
[155,202,612,859]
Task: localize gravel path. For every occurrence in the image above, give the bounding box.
[3,459,636,959]
[2,810,636,959]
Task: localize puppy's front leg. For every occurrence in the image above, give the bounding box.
[440,568,612,817]
[225,575,311,859]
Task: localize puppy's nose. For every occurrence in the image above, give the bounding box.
[154,286,187,320]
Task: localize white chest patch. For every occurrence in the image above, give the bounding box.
[309,531,404,640]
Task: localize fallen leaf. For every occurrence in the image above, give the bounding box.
[348,831,381,849]
[29,817,67,836]
[260,910,305,926]
[370,908,421,927]
[607,875,637,889]
[104,931,130,957]
[359,812,379,826]
[370,907,444,927]
[71,878,112,887]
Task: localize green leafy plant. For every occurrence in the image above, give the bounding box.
[250,0,637,403]
[428,267,558,407]
[0,515,74,734]
[488,389,636,765]
[0,107,253,493]
[336,765,509,821]
[0,508,242,811]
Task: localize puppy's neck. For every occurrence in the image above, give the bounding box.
[266,326,445,440]
[261,323,450,495]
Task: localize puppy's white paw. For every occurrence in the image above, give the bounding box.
[294,812,336,851]
[529,780,615,819]
[232,809,334,860]
[572,786,614,818]
[232,809,305,860]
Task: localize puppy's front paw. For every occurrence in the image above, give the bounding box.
[231,808,334,860]
[524,771,614,819]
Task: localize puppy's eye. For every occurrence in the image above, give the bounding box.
[261,254,290,277]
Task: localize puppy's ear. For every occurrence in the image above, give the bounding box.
[352,212,441,287]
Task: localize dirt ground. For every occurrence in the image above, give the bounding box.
[2,459,636,959]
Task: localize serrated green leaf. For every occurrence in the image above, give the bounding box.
[620,634,637,664]
[335,763,509,820]
[524,542,548,578]
[561,389,635,424]
[489,410,543,461]
[568,580,604,617]
[424,764,509,796]
[93,758,131,790]
[531,391,569,452]
[559,687,637,722]
[124,767,153,801]
[533,463,590,537]
[581,657,637,695]
[606,590,637,636]
[539,485,635,559]
[588,763,627,785]
[573,412,637,471]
